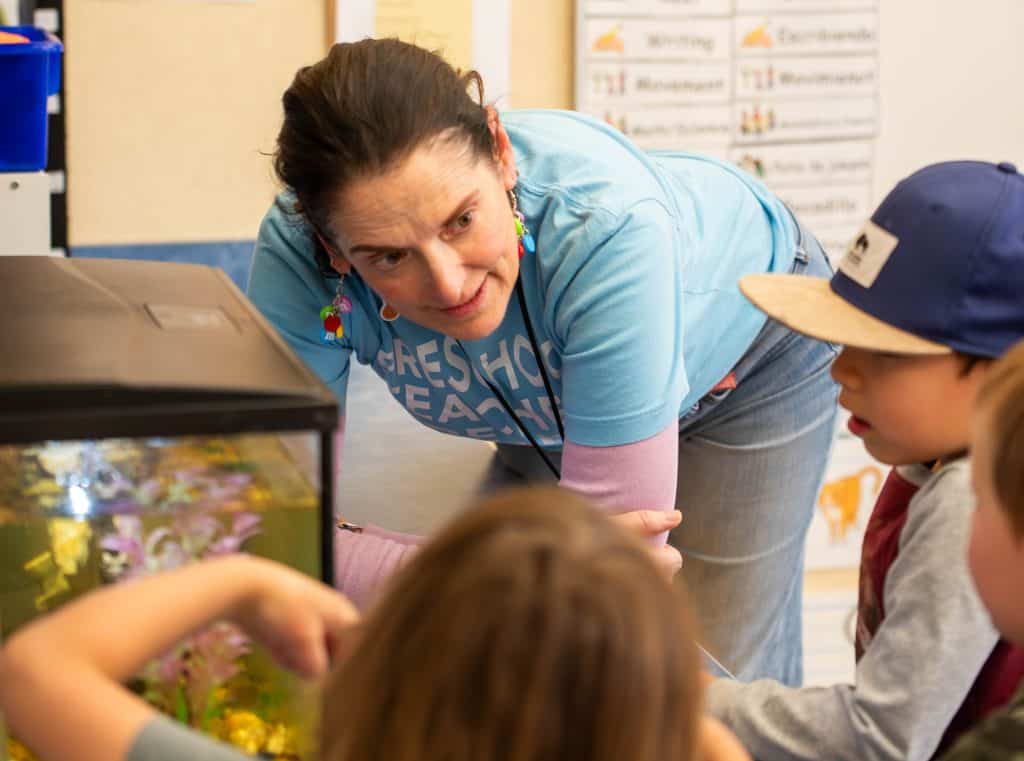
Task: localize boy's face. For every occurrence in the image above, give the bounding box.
[830,347,985,465]
[968,415,1024,645]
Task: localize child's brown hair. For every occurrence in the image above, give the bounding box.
[976,339,1024,536]
[320,487,703,761]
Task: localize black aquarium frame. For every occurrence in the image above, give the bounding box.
[0,257,339,584]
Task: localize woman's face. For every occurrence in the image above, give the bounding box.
[327,121,520,342]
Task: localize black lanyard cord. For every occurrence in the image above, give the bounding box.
[456,278,564,480]
[515,279,565,442]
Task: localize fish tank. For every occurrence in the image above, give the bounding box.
[0,257,338,761]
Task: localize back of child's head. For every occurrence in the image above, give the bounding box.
[320,487,702,761]
[975,339,1024,535]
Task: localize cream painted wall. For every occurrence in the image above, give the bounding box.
[65,0,325,245]
[874,1,1024,197]
[66,0,1024,245]
[509,0,573,109]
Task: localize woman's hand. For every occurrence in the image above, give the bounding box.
[229,556,361,679]
[610,509,684,577]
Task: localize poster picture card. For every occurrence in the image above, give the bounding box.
[735,57,878,99]
[776,183,873,233]
[584,61,732,107]
[730,140,874,188]
[734,12,878,57]
[736,0,877,12]
[585,17,731,61]
[733,96,877,144]
[586,0,731,17]
[602,104,732,150]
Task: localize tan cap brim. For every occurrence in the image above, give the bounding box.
[739,274,951,355]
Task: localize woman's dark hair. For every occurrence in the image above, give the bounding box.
[274,39,494,276]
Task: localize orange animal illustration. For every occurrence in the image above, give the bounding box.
[817,466,882,543]
[592,26,625,54]
[741,22,773,49]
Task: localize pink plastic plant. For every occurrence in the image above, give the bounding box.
[99,465,263,728]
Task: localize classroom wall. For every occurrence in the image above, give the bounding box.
[65,0,325,246]
[873,1,1024,194]
[508,0,574,110]
[508,0,1024,201]
[66,0,1024,247]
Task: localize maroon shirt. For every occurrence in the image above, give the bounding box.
[856,466,1024,758]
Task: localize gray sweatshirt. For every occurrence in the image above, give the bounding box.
[707,460,999,761]
[126,715,250,761]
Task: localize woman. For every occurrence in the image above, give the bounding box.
[0,488,750,761]
[248,38,838,683]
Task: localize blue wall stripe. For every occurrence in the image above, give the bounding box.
[72,240,256,292]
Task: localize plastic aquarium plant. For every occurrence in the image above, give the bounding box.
[8,440,308,759]
[99,465,264,727]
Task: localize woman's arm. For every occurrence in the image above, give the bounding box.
[332,422,681,600]
[0,555,357,761]
[534,198,687,553]
[560,420,684,575]
[334,526,422,608]
[560,420,680,519]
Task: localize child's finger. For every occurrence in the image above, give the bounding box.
[655,545,684,577]
[612,508,682,537]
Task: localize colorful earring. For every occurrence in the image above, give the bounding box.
[379,304,400,322]
[319,276,353,344]
[509,188,536,259]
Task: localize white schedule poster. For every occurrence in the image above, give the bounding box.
[577,1,882,569]
[576,0,878,263]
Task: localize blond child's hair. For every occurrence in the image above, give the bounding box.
[976,339,1024,536]
[320,487,703,761]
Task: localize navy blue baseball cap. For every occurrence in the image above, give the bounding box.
[741,160,1024,358]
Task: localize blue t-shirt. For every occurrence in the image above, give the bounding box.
[248,110,795,449]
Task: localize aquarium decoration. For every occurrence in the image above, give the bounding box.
[4,437,316,761]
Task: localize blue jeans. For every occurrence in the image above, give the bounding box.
[497,217,838,685]
[672,218,838,684]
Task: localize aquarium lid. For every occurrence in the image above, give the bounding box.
[0,257,339,444]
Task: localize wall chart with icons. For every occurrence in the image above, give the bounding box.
[575,0,879,265]
[576,0,882,569]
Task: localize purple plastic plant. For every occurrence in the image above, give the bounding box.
[99,465,263,728]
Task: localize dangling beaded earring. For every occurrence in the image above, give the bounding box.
[379,304,400,322]
[319,275,353,344]
[508,188,536,259]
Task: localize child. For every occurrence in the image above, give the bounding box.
[939,339,1024,758]
[705,160,1024,760]
[0,487,749,761]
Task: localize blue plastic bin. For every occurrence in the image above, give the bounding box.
[0,26,63,171]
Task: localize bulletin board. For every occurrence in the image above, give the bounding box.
[575,1,879,263]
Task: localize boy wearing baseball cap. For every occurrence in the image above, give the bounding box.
[705,160,1024,761]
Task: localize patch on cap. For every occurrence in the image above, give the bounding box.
[838,220,899,288]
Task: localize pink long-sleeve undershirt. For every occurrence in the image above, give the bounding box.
[331,419,679,608]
